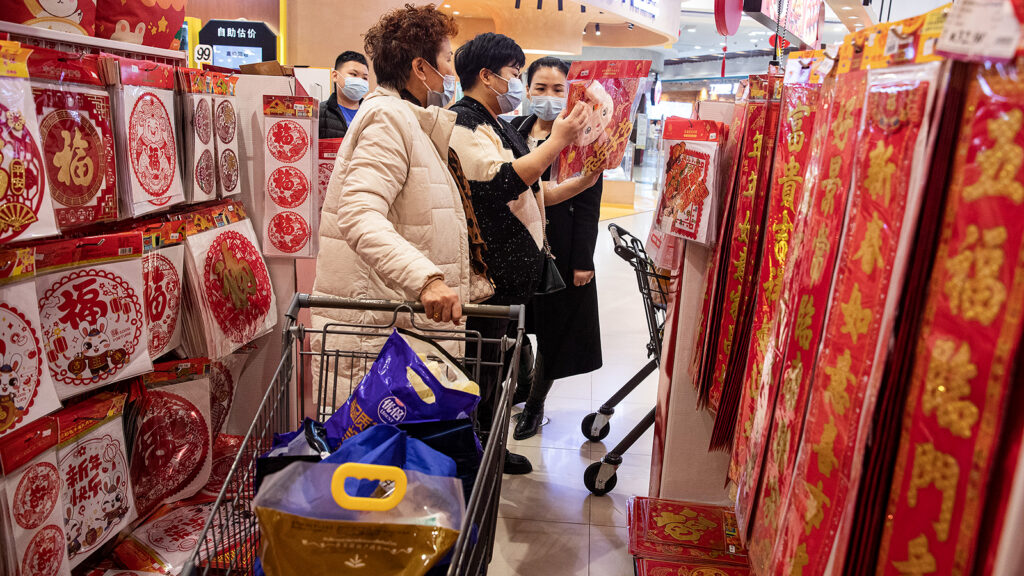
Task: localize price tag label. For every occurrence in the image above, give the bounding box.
[194,44,214,65]
[937,0,1021,61]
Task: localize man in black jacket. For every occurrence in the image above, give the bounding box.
[319,51,370,139]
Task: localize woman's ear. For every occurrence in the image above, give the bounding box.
[411,57,427,83]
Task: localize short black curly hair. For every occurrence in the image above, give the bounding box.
[363,4,458,90]
[334,50,368,70]
[454,33,526,92]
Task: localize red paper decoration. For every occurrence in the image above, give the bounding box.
[194,97,212,146]
[21,524,64,576]
[12,461,60,530]
[0,98,49,244]
[267,211,311,254]
[216,99,236,145]
[219,149,239,194]
[144,250,182,359]
[202,229,274,344]
[267,166,310,209]
[128,92,177,203]
[266,120,309,163]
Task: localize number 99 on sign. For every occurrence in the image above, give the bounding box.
[194,44,214,65]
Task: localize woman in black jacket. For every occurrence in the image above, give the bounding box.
[511,57,604,440]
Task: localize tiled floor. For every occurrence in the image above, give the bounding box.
[493,208,658,575]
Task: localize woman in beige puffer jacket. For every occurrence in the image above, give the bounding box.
[311,5,470,407]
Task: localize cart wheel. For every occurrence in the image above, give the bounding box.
[581,413,611,441]
[584,461,618,496]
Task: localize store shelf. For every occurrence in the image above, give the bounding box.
[0,20,185,63]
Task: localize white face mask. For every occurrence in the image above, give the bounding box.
[340,77,369,101]
[490,71,525,114]
[530,95,566,121]
[422,61,457,108]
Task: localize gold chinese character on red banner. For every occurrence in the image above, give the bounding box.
[795,295,816,350]
[832,98,857,150]
[891,534,938,576]
[779,158,803,210]
[737,211,751,243]
[923,339,979,439]
[652,509,718,543]
[782,356,803,412]
[944,225,1008,325]
[823,350,854,415]
[732,246,748,282]
[803,480,831,534]
[840,284,871,344]
[907,442,959,542]
[749,132,763,159]
[810,228,830,284]
[788,104,811,153]
[812,416,839,477]
[821,156,843,216]
[963,109,1024,204]
[854,213,886,275]
[865,141,896,206]
[52,128,95,188]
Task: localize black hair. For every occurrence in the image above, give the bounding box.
[454,33,526,91]
[526,57,569,87]
[335,50,368,70]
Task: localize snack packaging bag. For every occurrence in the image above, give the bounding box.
[555,60,652,183]
[323,330,480,445]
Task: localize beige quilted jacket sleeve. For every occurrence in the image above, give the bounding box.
[332,105,445,299]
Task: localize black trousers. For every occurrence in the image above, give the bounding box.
[467,315,515,436]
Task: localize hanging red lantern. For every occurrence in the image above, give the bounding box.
[715,0,742,36]
[769,34,791,49]
[722,46,727,78]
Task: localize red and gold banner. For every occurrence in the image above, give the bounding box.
[731,82,821,520]
[706,99,768,412]
[876,63,1024,576]
[771,69,937,574]
[745,70,869,570]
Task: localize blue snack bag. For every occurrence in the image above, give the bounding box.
[325,330,480,447]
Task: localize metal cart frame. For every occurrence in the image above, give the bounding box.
[582,224,669,496]
[183,293,525,576]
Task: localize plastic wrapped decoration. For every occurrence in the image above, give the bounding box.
[29,49,118,230]
[650,118,726,247]
[0,417,71,576]
[627,497,748,566]
[0,44,58,245]
[143,244,185,360]
[182,217,277,358]
[262,95,318,258]
[129,379,213,519]
[35,233,152,400]
[555,60,652,183]
[183,93,217,203]
[55,392,137,569]
[317,138,342,212]
[215,94,240,198]
[0,255,61,439]
[103,56,184,217]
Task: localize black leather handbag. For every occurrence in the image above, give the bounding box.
[536,239,566,295]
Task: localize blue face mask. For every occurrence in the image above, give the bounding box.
[489,71,525,114]
[341,77,369,101]
[530,95,566,121]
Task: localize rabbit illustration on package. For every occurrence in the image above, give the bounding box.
[67,321,128,377]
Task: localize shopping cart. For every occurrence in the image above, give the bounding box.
[582,224,669,496]
[182,293,525,576]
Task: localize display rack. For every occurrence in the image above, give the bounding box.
[0,20,185,64]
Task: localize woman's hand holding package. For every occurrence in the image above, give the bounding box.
[550,101,590,148]
[420,277,463,325]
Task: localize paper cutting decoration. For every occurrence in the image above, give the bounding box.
[267,166,310,208]
[59,416,136,567]
[36,258,152,399]
[33,85,118,229]
[318,138,342,212]
[130,379,212,516]
[121,86,183,215]
[201,434,244,498]
[4,446,71,576]
[209,355,244,433]
[219,149,238,194]
[144,245,185,359]
[195,148,215,197]
[216,98,236,145]
[204,228,274,342]
[267,211,311,254]
[0,77,57,244]
[267,119,309,163]
[194,97,212,145]
[0,281,61,438]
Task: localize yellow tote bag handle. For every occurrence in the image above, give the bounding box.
[330,462,408,512]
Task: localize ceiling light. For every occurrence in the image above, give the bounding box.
[695,45,702,49]
[595,23,601,35]
[628,23,634,30]
[443,3,450,6]
[453,10,460,14]
[841,5,852,9]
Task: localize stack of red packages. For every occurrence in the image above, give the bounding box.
[628,497,750,574]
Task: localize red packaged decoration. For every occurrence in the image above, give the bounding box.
[635,558,750,576]
[130,379,213,518]
[94,0,185,50]
[199,433,245,500]
[1,417,71,576]
[36,247,152,400]
[143,244,184,359]
[317,138,342,212]
[555,60,652,183]
[208,354,245,433]
[0,279,61,439]
[627,497,749,568]
[215,96,240,198]
[262,95,318,258]
[55,393,136,569]
[651,118,725,246]
[185,94,217,203]
[0,0,96,35]
[0,46,59,245]
[30,50,118,230]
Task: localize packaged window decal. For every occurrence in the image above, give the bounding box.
[143,244,185,360]
[652,118,726,247]
[262,95,318,258]
[555,60,652,183]
[215,95,240,198]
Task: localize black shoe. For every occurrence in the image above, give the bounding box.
[513,406,544,441]
[503,450,533,475]
[512,384,531,407]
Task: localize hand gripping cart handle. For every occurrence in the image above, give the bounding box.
[183,293,525,576]
[582,224,667,496]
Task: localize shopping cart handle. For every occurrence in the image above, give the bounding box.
[608,223,640,263]
[291,293,522,321]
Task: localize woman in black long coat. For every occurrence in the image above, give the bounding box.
[511,57,604,440]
